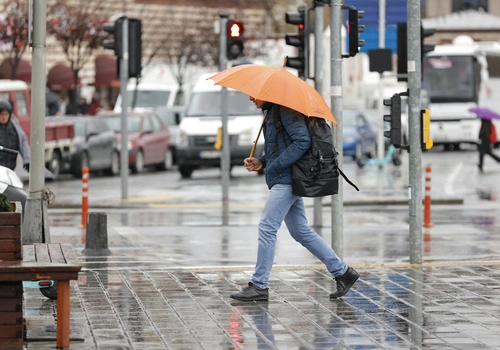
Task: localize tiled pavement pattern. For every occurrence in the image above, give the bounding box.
[24,263,500,349]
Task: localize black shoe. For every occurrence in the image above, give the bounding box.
[330,267,359,299]
[230,282,269,301]
[478,164,483,172]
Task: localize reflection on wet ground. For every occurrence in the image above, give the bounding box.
[25,265,500,349]
[46,205,500,269]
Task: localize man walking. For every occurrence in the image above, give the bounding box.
[0,100,30,171]
[230,97,359,301]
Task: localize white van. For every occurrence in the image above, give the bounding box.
[113,83,184,113]
[176,73,265,178]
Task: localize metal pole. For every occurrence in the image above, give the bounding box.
[219,14,229,225]
[377,0,386,162]
[120,17,129,200]
[23,0,48,244]
[313,4,324,228]
[331,0,343,258]
[407,0,423,263]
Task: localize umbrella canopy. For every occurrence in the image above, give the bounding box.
[208,64,336,124]
[469,107,500,120]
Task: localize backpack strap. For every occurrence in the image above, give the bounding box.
[273,106,287,156]
[338,167,359,191]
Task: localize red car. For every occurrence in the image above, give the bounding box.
[98,112,172,173]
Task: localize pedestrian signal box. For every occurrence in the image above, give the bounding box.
[214,127,222,150]
[421,109,433,150]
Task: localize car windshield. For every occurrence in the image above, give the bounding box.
[342,112,365,128]
[156,110,180,125]
[126,90,170,108]
[103,116,142,133]
[186,91,261,117]
[342,114,358,128]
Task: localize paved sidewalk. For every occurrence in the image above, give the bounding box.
[23,217,500,349]
[24,262,500,349]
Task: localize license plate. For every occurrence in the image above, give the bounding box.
[200,150,221,159]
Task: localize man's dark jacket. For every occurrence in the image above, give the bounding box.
[258,104,310,189]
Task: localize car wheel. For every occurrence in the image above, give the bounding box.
[392,155,402,166]
[179,166,194,179]
[444,143,460,151]
[131,150,144,173]
[81,152,90,171]
[47,151,61,179]
[157,148,174,171]
[105,151,120,176]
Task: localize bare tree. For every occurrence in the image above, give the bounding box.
[0,0,29,80]
[160,9,219,91]
[46,0,110,114]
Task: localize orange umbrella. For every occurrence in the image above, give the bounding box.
[207,64,336,124]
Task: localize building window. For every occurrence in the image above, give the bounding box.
[452,0,488,12]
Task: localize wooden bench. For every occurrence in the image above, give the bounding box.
[0,243,81,349]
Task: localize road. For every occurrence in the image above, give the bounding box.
[29,144,500,268]
[40,144,500,226]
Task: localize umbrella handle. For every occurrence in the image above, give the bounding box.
[249,115,266,158]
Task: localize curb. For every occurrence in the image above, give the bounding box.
[47,196,464,210]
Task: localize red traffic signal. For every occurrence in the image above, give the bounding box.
[226,21,244,60]
[227,21,244,38]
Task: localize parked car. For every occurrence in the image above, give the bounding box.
[56,116,118,176]
[98,112,172,173]
[342,110,377,161]
[176,73,264,179]
[154,106,185,164]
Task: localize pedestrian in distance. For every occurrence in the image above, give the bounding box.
[77,97,88,115]
[0,100,30,172]
[230,96,359,302]
[477,118,500,172]
[87,93,102,116]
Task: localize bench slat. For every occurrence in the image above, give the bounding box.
[22,245,35,262]
[48,244,65,264]
[34,244,51,263]
[60,244,79,265]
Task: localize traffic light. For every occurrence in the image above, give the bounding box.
[397,23,435,81]
[383,94,402,147]
[347,8,365,57]
[103,17,124,58]
[226,21,244,60]
[397,22,407,81]
[421,25,436,59]
[421,109,433,150]
[128,19,142,78]
[285,8,307,78]
[103,17,142,78]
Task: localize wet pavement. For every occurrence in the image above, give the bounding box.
[19,150,500,349]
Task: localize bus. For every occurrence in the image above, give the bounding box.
[423,35,500,150]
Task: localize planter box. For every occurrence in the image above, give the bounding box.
[0,202,22,262]
[0,202,23,348]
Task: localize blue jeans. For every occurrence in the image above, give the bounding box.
[251,184,348,289]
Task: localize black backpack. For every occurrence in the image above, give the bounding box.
[274,107,359,197]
